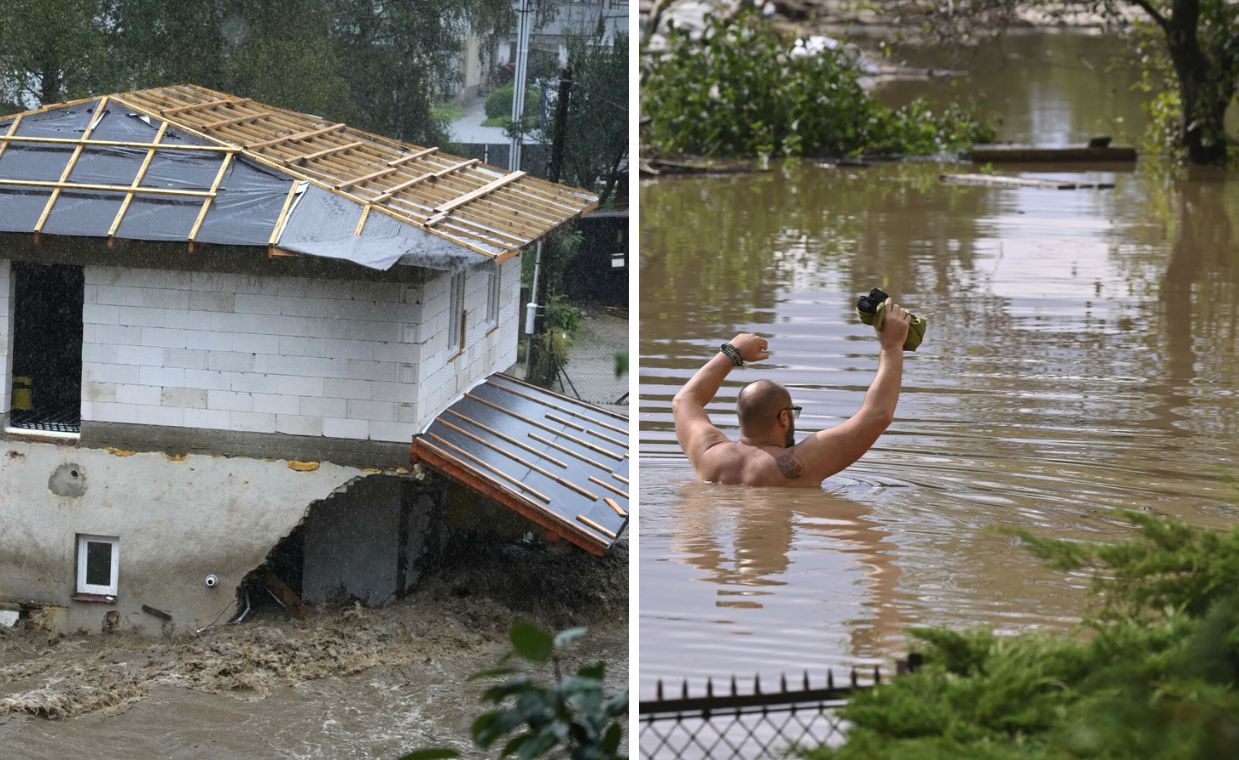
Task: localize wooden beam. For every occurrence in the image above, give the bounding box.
[333,147,439,190]
[34,96,109,234]
[577,514,617,540]
[268,180,301,246]
[245,123,345,150]
[432,171,525,215]
[187,152,234,243]
[371,159,478,203]
[158,96,251,116]
[0,179,213,198]
[0,114,23,164]
[604,497,627,518]
[108,120,169,241]
[0,135,235,152]
[289,140,364,164]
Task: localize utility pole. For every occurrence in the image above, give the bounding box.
[513,0,541,380]
[509,0,535,173]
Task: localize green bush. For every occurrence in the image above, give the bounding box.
[485,83,539,123]
[807,511,1239,759]
[402,624,627,760]
[642,9,994,158]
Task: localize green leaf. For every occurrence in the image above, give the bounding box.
[510,622,555,663]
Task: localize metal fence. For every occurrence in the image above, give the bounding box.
[641,660,920,759]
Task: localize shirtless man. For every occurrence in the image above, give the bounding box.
[673,299,911,487]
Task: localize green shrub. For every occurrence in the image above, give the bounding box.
[642,9,994,158]
[806,511,1239,759]
[485,83,539,123]
[402,624,627,760]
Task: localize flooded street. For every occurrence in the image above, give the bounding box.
[1,545,628,758]
[639,33,1238,696]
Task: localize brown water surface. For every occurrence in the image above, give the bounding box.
[639,34,1239,698]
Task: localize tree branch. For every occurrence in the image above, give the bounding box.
[1128,0,1170,32]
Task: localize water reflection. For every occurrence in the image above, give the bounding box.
[642,474,908,687]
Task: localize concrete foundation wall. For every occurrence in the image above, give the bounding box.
[0,440,363,635]
[0,259,10,415]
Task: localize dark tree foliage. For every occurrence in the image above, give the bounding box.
[558,34,629,207]
[1,0,520,150]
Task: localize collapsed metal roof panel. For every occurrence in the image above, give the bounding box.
[0,85,599,270]
[411,373,629,555]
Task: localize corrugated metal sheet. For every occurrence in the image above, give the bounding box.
[412,373,629,554]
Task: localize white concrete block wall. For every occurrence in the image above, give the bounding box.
[413,257,522,430]
[81,265,433,443]
[0,260,11,416]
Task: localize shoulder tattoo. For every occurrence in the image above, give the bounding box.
[776,450,805,479]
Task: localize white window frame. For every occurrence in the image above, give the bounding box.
[448,271,466,352]
[486,265,501,326]
[76,534,119,596]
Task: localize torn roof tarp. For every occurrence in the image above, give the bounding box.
[411,373,629,555]
[0,85,599,271]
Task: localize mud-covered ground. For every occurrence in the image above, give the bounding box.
[0,541,628,758]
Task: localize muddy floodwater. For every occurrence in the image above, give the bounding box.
[0,544,627,758]
[639,32,1239,696]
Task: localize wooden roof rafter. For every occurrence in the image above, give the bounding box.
[1,84,599,262]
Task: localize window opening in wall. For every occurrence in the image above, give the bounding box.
[76,534,120,597]
[9,262,84,435]
[486,265,500,326]
[448,271,466,352]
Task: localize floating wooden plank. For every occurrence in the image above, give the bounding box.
[965,145,1136,163]
[940,173,1115,190]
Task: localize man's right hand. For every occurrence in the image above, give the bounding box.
[729,333,770,363]
[877,299,911,350]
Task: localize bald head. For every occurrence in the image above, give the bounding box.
[736,379,791,434]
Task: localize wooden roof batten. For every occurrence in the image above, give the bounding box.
[90,84,599,260]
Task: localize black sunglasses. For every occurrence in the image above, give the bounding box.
[781,405,802,420]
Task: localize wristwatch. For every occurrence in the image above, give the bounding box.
[720,343,743,366]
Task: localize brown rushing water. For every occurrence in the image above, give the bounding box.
[0,543,628,758]
[639,32,1239,697]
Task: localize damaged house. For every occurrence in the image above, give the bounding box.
[0,85,628,635]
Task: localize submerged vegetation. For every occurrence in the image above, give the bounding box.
[808,511,1239,758]
[641,9,995,159]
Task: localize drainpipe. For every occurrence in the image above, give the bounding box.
[525,240,543,381]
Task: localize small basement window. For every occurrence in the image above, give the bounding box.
[9,262,84,436]
[76,534,119,597]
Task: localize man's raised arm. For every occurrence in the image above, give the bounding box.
[673,333,769,466]
[796,300,911,480]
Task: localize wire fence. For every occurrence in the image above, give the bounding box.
[519,305,629,416]
[641,659,920,759]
